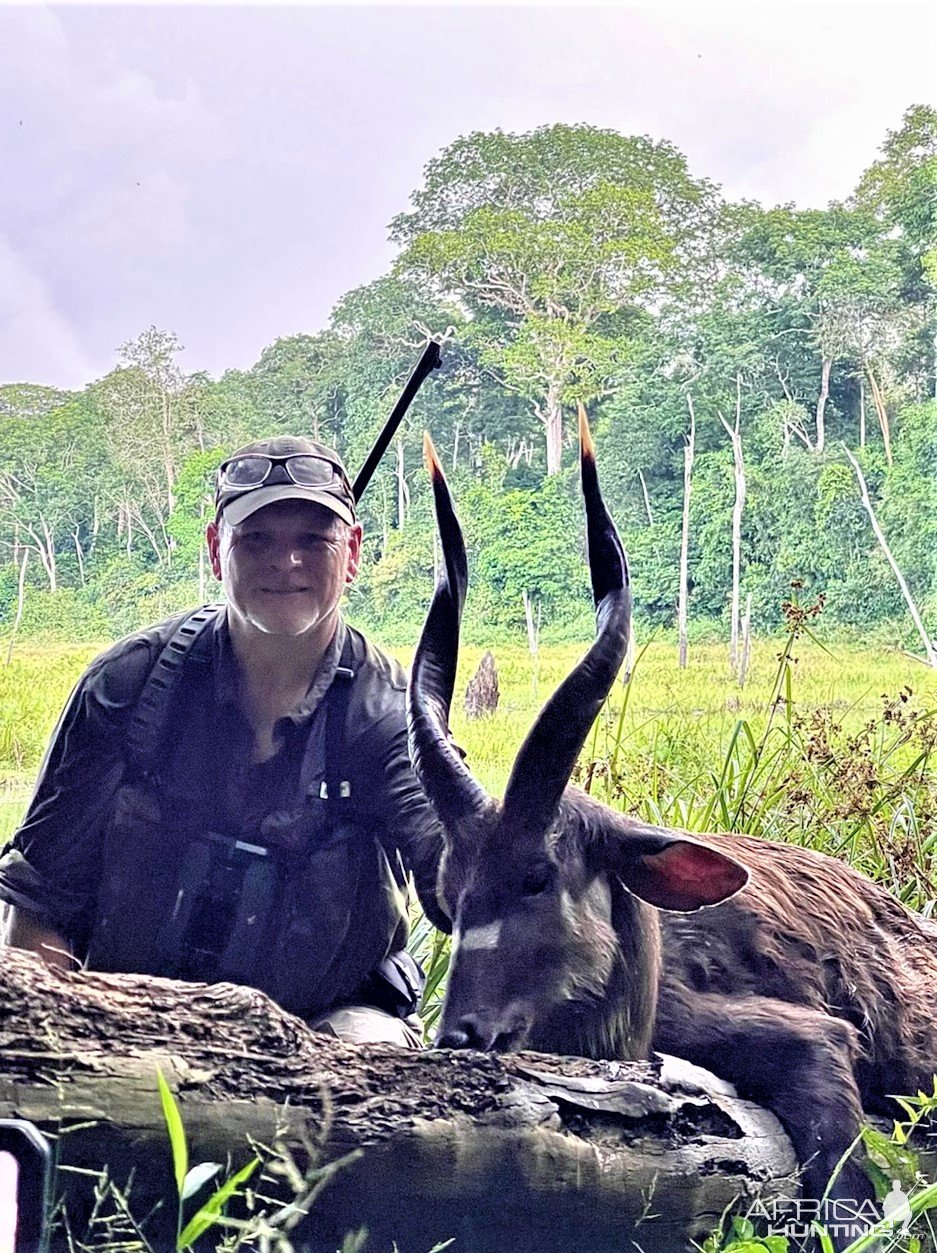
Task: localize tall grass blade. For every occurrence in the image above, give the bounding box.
[156,1066,188,1197]
[176,1156,260,1248]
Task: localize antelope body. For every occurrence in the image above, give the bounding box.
[407,418,937,1246]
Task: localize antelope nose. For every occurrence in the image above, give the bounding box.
[436,1017,486,1050]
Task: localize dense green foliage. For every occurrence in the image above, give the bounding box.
[1,108,935,650]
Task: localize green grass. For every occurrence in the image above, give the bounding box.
[444,633,937,909]
[0,642,102,844]
[4,628,935,906]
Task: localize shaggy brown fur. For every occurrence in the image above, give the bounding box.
[659,827,937,1110]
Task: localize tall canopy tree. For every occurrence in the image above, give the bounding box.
[248,332,344,441]
[391,125,719,474]
[92,328,204,565]
[726,202,908,457]
[0,394,109,591]
[0,110,933,652]
[853,104,937,401]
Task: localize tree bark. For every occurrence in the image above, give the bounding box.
[72,525,86,586]
[522,589,541,657]
[637,470,654,526]
[0,950,798,1253]
[815,358,831,452]
[678,396,696,670]
[161,391,177,517]
[864,363,893,465]
[396,438,408,531]
[719,380,746,676]
[544,385,563,477]
[738,591,753,688]
[844,447,937,667]
[4,545,28,666]
[39,517,56,592]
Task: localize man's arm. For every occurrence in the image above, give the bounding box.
[0,635,154,955]
[1,903,75,970]
[364,712,452,934]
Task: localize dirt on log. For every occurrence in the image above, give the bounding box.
[0,948,798,1252]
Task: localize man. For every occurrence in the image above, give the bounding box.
[0,435,448,1047]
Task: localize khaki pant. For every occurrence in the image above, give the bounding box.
[310,1004,424,1049]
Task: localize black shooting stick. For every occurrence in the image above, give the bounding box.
[351,339,443,502]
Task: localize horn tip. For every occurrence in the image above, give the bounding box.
[423,431,443,479]
[578,402,595,463]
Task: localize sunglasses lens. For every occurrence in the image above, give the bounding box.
[287,455,338,486]
[223,456,271,487]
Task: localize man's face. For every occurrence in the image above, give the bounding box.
[206,499,362,639]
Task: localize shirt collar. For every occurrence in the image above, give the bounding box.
[213,610,347,725]
[287,617,346,723]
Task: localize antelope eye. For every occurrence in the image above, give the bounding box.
[521,867,553,897]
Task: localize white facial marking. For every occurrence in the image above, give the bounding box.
[457,921,503,952]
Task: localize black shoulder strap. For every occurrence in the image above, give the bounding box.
[320,632,357,810]
[125,604,222,778]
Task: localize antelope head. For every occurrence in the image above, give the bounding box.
[408,410,748,1059]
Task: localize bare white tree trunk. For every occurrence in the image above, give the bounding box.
[844,447,937,667]
[157,513,173,568]
[122,502,165,566]
[73,525,86,585]
[738,592,753,688]
[8,518,57,592]
[396,438,409,530]
[815,358,831,452]
[622,617,636,685]
[678,396,696,670]
[89,495,101,559]
[38,516,57,591]
[544,382,563,477]
[719,378,746,676]
[5,546,29,666]
[160,389,177,517]
[637,470,654,526]
[117,500,134,557]
[865,363,893,465]
[859,376,867,448]
[379,480,390,556]
[522,590,541,658]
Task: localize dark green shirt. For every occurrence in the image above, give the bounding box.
[0,610,449,968]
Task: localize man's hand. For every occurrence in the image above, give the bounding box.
[1,905,75,971]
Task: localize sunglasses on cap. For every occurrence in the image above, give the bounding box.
[217,453,352,494]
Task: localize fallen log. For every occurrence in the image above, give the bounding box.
[0,947,798,1252]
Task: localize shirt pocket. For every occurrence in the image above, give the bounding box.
[261,815,406,1018]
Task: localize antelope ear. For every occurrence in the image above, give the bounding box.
[594,827,749,912]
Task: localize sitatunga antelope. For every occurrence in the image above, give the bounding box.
[407,415,937,1249]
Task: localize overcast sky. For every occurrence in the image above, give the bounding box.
[1,2,934,391]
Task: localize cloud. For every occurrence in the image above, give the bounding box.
[0,4,933,389]
[0,6,225,384]
[0,235,98,389]
[0,6,69,88]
